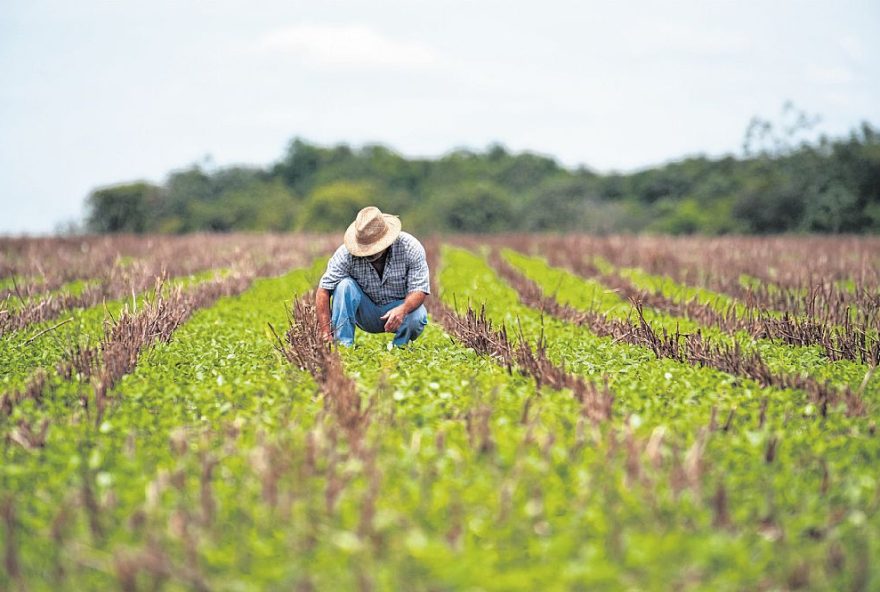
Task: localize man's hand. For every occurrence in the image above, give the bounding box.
[380,305,408,332]
[381,292,427,334]
[315,288,334,344]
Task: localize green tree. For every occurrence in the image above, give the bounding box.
[298,181,377,231]
[81,114,880,235]
[85,182,159,233]
[160,165,269,232]
[274,138,324,194]
[732,174,805,233]
[221,179,298,231]
[162,165,213,226]
[800,182,860,233]
[428,182,515,233]
[520,177,599,231]
[494,152,561,192]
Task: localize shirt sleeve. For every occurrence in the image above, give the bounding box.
[405,238,431,295]
[318,245,352,291]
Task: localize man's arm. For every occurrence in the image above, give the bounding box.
[315,287,333,342]
[380,290,428,332]
[404,237,431,296]
[315,245,351,343]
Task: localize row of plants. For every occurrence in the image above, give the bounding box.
[619,262,878,364]
[0,235,335,337]
[594,257,878,365]
[3,238,878,589]
[498,248,878,402]
[279,285,741,588]
[0,267,233,393]
[1,261,327,590]
[527,234,880,291]
[1,278,97,314]
[526,234,880,329]
[1,236,332,391]
[0,269,222,340]
[437,245,879,589]
[0,235,332,291]
[0,235,244,300]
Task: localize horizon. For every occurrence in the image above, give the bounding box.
[2,0,878,234]
[80,118,871,195]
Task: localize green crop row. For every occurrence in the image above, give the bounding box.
[3,243,878,591]
[438,245,879,590]
[322,322,776,589]
[0,267,234,392]
[2,278,99,314]
[0,275,40,292]
[502,249,878,399]
[620,264,747,314]
[1,261,325,590]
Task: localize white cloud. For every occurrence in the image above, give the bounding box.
[621,20,750,58]
[806,64,855,85]
[838,34,866,62]
[251,23,442,68]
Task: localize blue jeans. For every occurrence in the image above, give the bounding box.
[331,277,428,347]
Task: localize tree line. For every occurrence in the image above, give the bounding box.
[85,111,880,235]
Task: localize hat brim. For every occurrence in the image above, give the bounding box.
[344,214,402,257]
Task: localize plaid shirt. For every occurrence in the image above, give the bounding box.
[318,231,431,305]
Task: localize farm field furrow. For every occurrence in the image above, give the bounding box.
[438,245,879,589]
[591,254,748,317]
[1,261,326,590]
[441,247,842,433]
[0,235,335,337]
[528,234,880,330]
[2,234,879,591]
[0,267,229,339]
[531,234,880,291]
[0,236,237,300]
[2,279,97,314]
[0,234,334,291]
[0,268,239,392]
[0,236,332,391]
[596,256,878,356]
[535,237,878,340]
[281,288,762,589]
[499,248,879,399]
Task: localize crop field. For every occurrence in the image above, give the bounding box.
[1,233,879,591]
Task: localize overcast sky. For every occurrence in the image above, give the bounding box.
[1,0,878,234]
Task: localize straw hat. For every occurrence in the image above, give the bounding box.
[344,206,402,257]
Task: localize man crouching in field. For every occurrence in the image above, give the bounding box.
[316,206,430,348]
